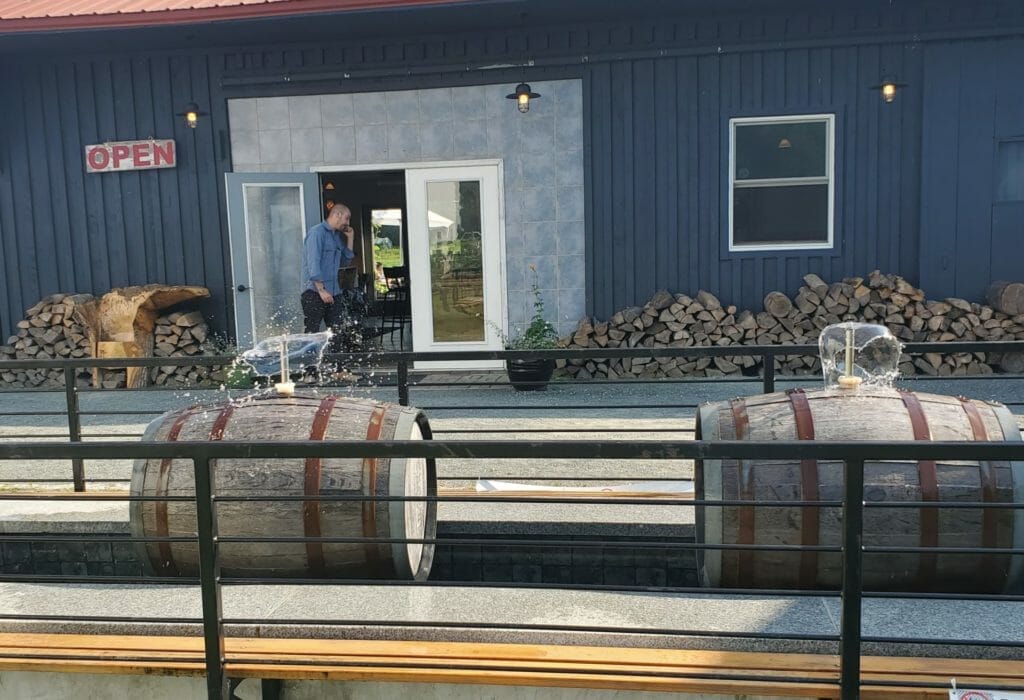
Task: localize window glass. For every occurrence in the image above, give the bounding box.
[730,115,833,250]
[996,141,1024,202]
[734,121,827,180]
[244,184,305,336]
[426,180,484,343]
[370,208,406,268]
[733,185,830,245]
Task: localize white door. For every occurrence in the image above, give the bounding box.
[226,173,321,348]
[405,164,505,369]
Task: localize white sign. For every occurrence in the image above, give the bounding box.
[84,139,176,173]
[951,690,1024,700]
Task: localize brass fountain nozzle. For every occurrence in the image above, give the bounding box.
[837,375,863,389]
[838,326,862,389]
[274,339,296,396]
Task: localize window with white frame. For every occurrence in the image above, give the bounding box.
[729,114,835,251]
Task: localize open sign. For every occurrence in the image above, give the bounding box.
[84,139,176,173]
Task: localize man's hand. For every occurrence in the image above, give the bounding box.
[317,286,334,304]
[342,225,355,248]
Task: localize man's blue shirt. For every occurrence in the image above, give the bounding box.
[303,221,354,296]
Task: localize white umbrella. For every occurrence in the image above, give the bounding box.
[371,208,453,228]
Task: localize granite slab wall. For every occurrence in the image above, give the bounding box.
[1,528,699,587]
[228,80,586,336]
[0,537,143,578]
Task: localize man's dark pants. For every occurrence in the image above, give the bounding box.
[300,289,346,372]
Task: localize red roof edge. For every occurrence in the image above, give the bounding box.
[0,0,474,34]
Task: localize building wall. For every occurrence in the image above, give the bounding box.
[226,81,586,335]
[0,54,231,341]
[2,1,1024,342]
[586,42,924,315]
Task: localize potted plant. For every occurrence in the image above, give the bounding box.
[224,360,256,389]
[502,268,560,391]
[201,334,256,389]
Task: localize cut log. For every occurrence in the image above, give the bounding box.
[986,281,1024,316]
[802,273,829,297]
[997,352,1024,374]
[763,291,793,318]
[695,290,721,310]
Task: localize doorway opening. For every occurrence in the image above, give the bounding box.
[319,169,411,351]
[298,160,505,368]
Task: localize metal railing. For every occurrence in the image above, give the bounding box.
[3,340,1024,490]
[1,345,1024,696]
[0,438,1020,698]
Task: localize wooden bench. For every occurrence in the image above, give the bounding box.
[0,633,1021,697]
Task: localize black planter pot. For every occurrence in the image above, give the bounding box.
[505,358,555,391]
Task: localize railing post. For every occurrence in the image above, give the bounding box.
[398,358,409,406]
[63,366,85,492]
[839,458,865,699]
[762,350,775,393]
[193,455,227,699]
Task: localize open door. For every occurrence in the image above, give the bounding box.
[226,172,321,348]
[405,164,505,369]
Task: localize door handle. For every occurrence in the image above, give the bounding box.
[237,284,249,292]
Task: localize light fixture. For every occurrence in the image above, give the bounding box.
[869,77,906,104]
[777,137,792,149]
[175,101,208,129]
[506,82,540,113]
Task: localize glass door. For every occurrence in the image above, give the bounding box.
[405,164,505,369]
[225,173,321,348]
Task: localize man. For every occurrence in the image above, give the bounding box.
[301,203,355,375]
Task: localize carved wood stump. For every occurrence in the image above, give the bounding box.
[73,285,210,388]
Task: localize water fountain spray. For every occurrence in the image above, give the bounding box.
[239,331,334,395]
[818,322,902,390]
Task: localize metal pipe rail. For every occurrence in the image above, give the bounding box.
[1,439,1023,698]
[3,340,1024,490]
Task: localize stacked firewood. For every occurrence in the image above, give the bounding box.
[150,311,216,386]
[560,271,1024,379]
[0,293,95,387]
[0,295,220,388]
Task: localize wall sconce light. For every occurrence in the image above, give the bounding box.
[870,77,906,104]
[506,82,540,113]
[175,101,208,129]
[777,137,792,149]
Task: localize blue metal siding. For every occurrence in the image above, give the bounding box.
[4,71,45,326]
[0,78,23,338]
[952,44,993,299]
[920,37,1024,302]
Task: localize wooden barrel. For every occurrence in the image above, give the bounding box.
[695,387,1024,593]
[130,393,436,580]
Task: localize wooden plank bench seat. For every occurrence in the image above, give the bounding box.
[0,633,1021,697]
